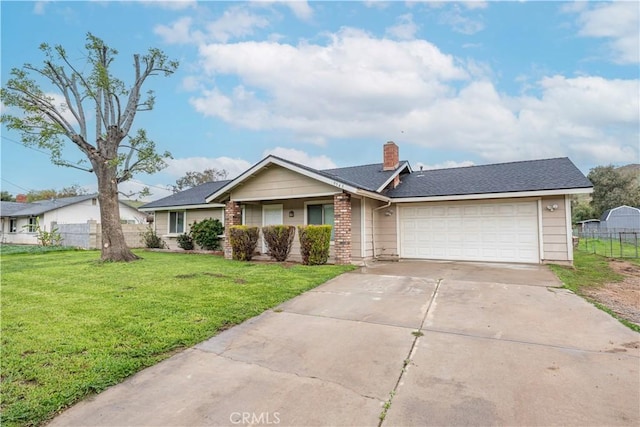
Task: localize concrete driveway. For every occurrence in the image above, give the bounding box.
[50,261,640,426]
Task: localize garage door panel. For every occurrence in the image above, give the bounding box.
[400,201,539,263]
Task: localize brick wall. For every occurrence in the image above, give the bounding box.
[223,201,242,259]
[334,192,352,264]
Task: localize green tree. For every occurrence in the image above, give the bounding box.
[588,165,640,218]
[26,185,88,202]
[1,33,177,261]
[172,168,228,193]
[0,191,15,201]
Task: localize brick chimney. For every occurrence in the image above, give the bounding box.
[383,141,399,171]
[16,194,27,203]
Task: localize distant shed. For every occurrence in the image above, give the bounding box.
[600,205,640,231]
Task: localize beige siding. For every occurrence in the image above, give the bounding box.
[373,201,398,257]
[362,198,375,258]
[351,197,362,260]
[154,208,223,250]
[541,196,569,262]
[185,209,224,230]
[231,166,338,200]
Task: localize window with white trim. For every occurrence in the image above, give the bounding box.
[169,211,185,234]
[27,217,37,233]
[9,218,17,233]
[307,203,335,240]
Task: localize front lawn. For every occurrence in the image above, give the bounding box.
[0,250,354,426]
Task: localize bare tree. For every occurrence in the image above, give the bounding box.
[1,33,177,261]
[172,168,228,193]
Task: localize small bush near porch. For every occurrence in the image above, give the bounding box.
[0,250,354,427]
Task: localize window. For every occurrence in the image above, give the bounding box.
[9,219,17,233]
[307,204,335,240]
[169,211,185,234]
[27,217,37,233]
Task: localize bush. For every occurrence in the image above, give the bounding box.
[298,225,332,265]
[190,218,224,250]
[140,227,165,249]
[176,233,194,250]
[262,225,296,262]
[229,226,259,261]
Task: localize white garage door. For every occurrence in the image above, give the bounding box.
[400,201,540,263]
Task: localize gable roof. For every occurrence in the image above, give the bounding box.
[386,157,593,199]
[0,194,99,217]
[600,205,640,221]
[323,161,411,192]
[140,180,231,210]
[205,156,403,203]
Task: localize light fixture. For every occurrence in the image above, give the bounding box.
[289,210,295,218]
[384,209,394,216]
[546,204,559,212]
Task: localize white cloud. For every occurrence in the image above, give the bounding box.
[154,17,198,45]
[439,4,485,35]
[141,0,196,10]
[570,1,639,64]
[262,147,336,169]
[187,28,638,168]
[191,28,468,137]
[206,6,270,43]
[385,14,419,41]
[416,160,475,170]
[165,156,252,179]
[252,0,313,21]
[363,0,389,9]
[33,1,50,15]
[154,7,270,44]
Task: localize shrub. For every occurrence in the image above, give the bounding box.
[140,227,165,249]
[229,226,260,261]
[190,218,224,250]
[176,233,194,250]
[298,225,332,265]
[262,225,296,262]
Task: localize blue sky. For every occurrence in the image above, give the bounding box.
[1,0,639,201]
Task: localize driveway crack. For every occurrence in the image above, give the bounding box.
[378,278,443,425]
[211,351,383,403]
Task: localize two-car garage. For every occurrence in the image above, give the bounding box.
[399,200,540,264]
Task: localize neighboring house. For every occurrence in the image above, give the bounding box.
[146,142,593,265]
[599,206,640,231]
[0,194,147,245]
[139,180,230,249]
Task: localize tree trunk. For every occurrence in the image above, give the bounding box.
[95,161,139,262]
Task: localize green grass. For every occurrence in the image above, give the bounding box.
[0,244,79,255]
[576,237,640,259]
[549,251,639,332]
[0,250,354,426]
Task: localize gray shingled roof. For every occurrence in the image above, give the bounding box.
[386,157,592,198]
[323,161,410,192]
[0,194,98,217]
[140,180,231,209]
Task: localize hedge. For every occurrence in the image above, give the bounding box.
[229,226,260,261]
[298,225,332,265]
[262,225,296,262]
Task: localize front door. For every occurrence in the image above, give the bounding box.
[262,204,283,253]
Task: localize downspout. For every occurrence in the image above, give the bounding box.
[372,201,392,259]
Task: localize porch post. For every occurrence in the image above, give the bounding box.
[334,192,352,265]
[224,201,242,260]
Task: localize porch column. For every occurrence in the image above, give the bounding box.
[334,192,352,265]
[224,201,242,260]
